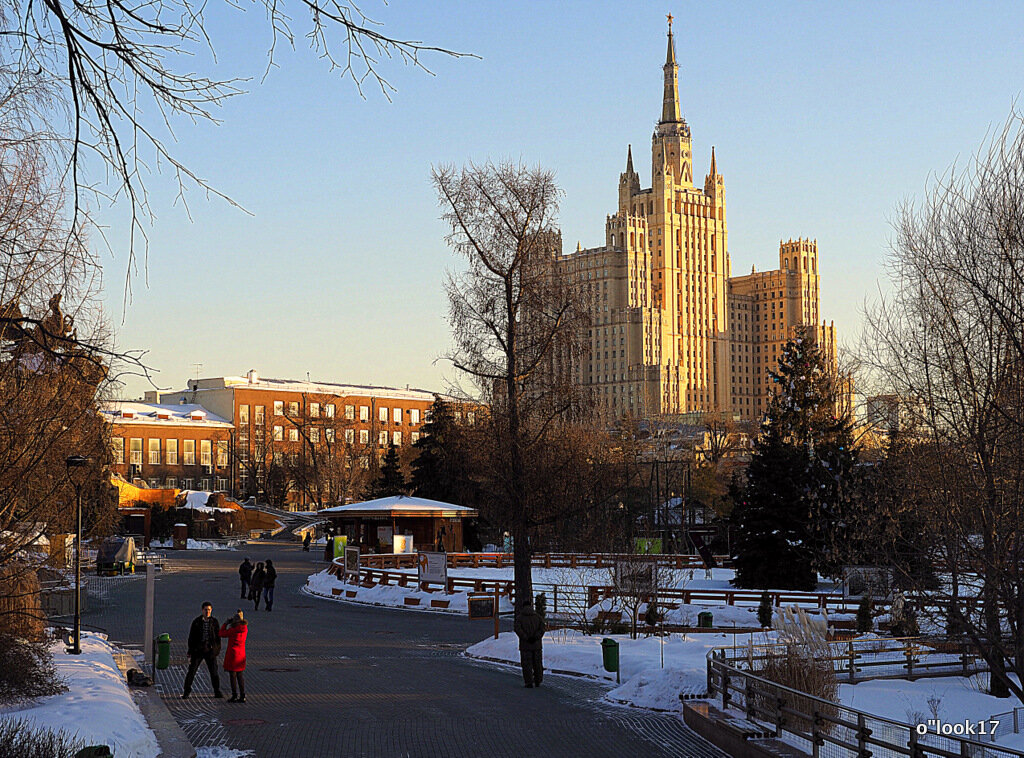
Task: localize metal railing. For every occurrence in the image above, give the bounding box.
[707,642,1024,758]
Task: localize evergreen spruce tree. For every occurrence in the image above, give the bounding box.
[369,443,406,498]
[757,591,774,629]
[856,594,874,633]
[732,329,857,590]
[411,398,461,501]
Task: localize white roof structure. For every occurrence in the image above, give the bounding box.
[319,495,477,519]
[184,372,455,404]
[100,401,233,428]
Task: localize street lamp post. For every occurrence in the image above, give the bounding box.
[65,455,90,655]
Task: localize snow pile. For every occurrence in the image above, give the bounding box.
[0,634,159,757]
[584,597,761,628]
[196,747,256,758]
[178,491,235,514]
[150,538,238,550]
[304,569,515,614]
[467,629,745,709]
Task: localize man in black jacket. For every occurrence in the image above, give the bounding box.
[263,559,277,611]
[238,558,253,599]
[182,601,223,699]
[514,598,545,688]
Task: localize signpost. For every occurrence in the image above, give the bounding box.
[344,545,360,582]
[417,551,448,591]
[468,591,500,639]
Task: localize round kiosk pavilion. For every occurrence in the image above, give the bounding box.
[319,495,478,554]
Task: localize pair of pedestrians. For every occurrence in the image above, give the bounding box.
[181,601,248,702]
[238,557,277,611]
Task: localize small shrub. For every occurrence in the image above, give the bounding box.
[644,601,662,628]
[757,592,773,629]
[856,595,873,633]
[757,644,839,733]
[0,718,83,758]
[0,633,67,705]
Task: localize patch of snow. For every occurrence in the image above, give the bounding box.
[196,747,256,758]
[0,634,159,757]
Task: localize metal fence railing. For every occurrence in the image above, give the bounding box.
[707,642,1024,758]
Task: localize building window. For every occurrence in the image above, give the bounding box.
[345,405,354,420]
[130,438,143,465]
[183,440,195,465]
[326,404,335,418]
[217,440,229,467]
[359,429,369,445]
[379,407,388,423]
[289,401,299,416]
[166,477,177,488]
[393,407,402,424]
[112,438,124,464]
[289,428,299,442]
[326,428,335,443]
[360,406,369,421]
[274,400,283,416]
[217,477,228,491]
[378,431,388,446]
[467,412,476,425]
[310,428,320,444]
[310,402,320,418]
[411,432,420,443]
[410,409,420,425]
[273,425,283,441]
[200,478,210,491]
[165,439,177,465]
[182,478,193,490]
[345,429,355,444]
[254,405,265,426]
[239,404,249,424]
[200,440,212,467]
[148,438,161,465]
[392,431,402,446]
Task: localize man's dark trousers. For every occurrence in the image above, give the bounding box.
[520,648,543,686]
[183,652,221,695]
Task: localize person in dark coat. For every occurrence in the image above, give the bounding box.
[250,562,266,611]
[182,601,223,699]
[263,559,277,612]
[238,558,253,599]
[219,610,248,702]
[302,532,311,552]
[514,598,546,688]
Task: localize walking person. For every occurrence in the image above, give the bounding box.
[219,610,248,703]
[514,598,546,688]
[263,559,277,612]
[238,557,253,599]
[302,532,311,552]
[250,562,266,611]
[182,601,223,699]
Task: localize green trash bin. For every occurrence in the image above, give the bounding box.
[156,633,171,670]
[601,638,619,672]
[697,611,714,628]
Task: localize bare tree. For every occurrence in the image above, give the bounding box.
[2,1,472,294]
[865,111,1024,700]
[434,160,591,615]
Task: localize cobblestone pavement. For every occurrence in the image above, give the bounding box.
[80,544,726,758]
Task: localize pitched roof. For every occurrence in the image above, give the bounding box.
[319,495,477,518]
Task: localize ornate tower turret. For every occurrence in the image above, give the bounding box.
[652,14,691,186]
[618,144,641,211]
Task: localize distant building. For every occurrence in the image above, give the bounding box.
[554,19,843,421]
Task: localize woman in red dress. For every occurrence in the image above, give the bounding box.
[219,610,248,702]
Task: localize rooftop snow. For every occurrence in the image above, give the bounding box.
[100,401,233,427]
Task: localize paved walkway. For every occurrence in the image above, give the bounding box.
[80,543,725,757]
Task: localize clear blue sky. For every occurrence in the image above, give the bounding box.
[100,1,1024,398]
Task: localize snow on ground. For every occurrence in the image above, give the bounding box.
[150,538,238,550]
[467,628,761,710]
[304,569,516,614]
[195,747,256,758]
[0,633,160,757]
[840,674,1024,752]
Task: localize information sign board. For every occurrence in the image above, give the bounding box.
[417,551,448,585]
[344,545,360,579]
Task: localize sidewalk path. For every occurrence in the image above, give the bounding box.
[81,543,724,757]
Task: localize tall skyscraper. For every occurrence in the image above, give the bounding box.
[556,18,839,421]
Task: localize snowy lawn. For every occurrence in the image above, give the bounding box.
[151,538,239,550]
[0,633,159,757]
[305,569,516,614]
[840,674,1024,752]
[467,628,758,710]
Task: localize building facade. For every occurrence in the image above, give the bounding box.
[556,20,840,421]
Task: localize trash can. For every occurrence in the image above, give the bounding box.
[601,638,619,673]
[697,611,714,628]
[156,633,171,670]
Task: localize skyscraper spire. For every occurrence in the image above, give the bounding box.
[625,144,634,174]
[661,14,681,124]
[709,146,717,176]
